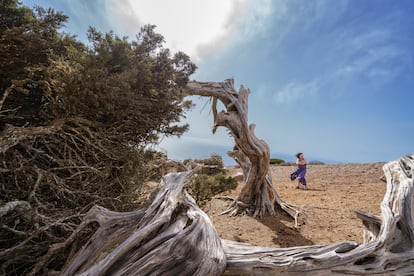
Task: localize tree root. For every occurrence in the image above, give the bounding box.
[219,198,250,216]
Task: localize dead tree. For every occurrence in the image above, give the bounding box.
[185,79,298,219]
[62,155,414,275]
[61,171,227,275]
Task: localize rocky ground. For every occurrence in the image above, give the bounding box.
[202,163,386,248]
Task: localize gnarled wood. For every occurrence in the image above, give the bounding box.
[62,171,226,275]
[63,155,414,275]
[186,79,299,220]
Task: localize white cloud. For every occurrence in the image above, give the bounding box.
[118,0,235,62]
[274,43,405,105]
[105,0,273,63]
[348,29,390,51]
[273,79,323,104]
[195,0,274,61]
[336,44,406,81]
[106,1,143,34]
[228,0,274,41]
[273,24,408,105]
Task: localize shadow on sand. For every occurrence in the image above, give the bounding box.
[254,210,314,248]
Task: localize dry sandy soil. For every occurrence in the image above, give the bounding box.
[202,163,387,248]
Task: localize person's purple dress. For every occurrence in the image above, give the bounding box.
[291,164,307,186]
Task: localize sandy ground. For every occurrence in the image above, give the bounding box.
[202,163,386,248]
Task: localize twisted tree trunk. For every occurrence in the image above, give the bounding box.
[186,79,298,219]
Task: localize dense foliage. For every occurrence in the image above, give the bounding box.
[0,1,196,274]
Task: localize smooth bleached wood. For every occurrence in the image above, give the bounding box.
[62,171,227,276]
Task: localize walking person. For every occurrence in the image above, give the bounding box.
[290,152,307,189]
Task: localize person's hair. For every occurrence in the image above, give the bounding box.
[296,152,303,158]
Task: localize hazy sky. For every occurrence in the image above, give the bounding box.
[21,0,414,164]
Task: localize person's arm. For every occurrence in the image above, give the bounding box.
[297,158,307,165]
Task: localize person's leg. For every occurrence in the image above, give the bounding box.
[295,177,306,189]
[300,177,307,189]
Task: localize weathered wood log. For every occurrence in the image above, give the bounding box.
[354,210,381,243]
[222,155,414,275]
[62,171,226,275]
[63,155,414,275]
[186,79,299,220]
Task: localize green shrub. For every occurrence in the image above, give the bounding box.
[179,154,237,206]
[270,158,285,165]
[185,154,224,168]
[184,154,225,175]
[309,160,325,165]
[188,173,237,206]
[197,154,224,167]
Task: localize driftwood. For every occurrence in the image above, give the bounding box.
[186,79,298,220]
[61,171,227,275]
[62,155,414,275]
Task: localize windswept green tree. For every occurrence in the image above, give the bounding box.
[0,1,196,274]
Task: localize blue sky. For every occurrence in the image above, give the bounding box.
[21,0,414,164]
